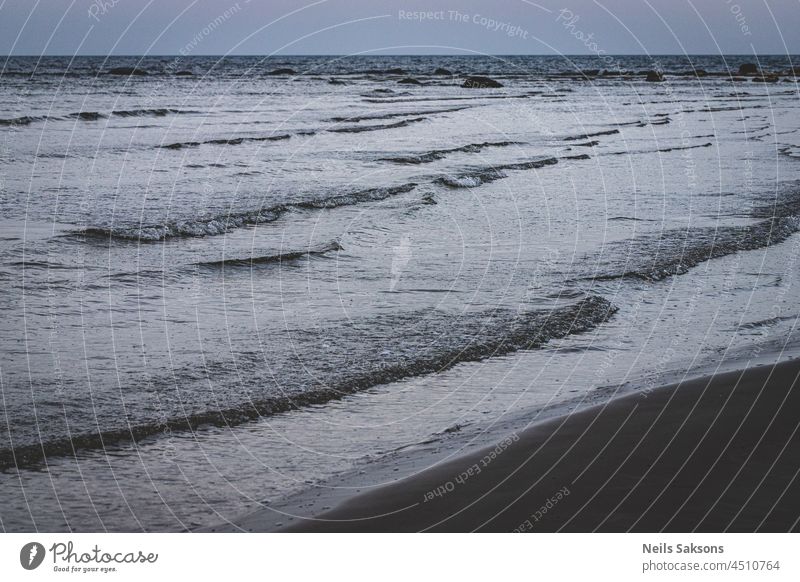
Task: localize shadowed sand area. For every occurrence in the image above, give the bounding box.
[280,358,800,532]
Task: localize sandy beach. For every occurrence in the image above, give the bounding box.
[267,356,800,532]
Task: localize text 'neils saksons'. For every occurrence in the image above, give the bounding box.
[643,543,724,554]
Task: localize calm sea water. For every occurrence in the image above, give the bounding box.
[2,55,800,531]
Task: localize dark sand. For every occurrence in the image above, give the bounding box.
[284,358,800,532]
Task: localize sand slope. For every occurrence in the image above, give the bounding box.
[284,358,800,532]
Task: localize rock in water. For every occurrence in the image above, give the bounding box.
[645,71,664,82]
[267,68,296,76]
[433,68,453,75]
[738,63,759,75]
[462,76,503,88]
[107,67,148,76]
[398,78,423,85]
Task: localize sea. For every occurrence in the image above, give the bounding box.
[1,54,800,531]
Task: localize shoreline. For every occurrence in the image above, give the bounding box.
[217,348,800,532]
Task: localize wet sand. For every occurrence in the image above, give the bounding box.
[281,356,800,532]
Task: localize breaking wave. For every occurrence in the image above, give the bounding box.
[606,142,713,156]
[161,133,292,149]
[435,157,559,188]
[197,241,343,268]
[585,217,800,282]
[328,106,467,123]
[112,108,196,117]
[0,295,616,469]
[381,141,520,164]
[564,129,620,141]
[76,184,417,241]
[0,115,48,126]
[66,111,106,121]
[328,116,427,133]
[1,108,195,126]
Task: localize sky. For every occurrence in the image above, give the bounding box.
[1,0,798,56]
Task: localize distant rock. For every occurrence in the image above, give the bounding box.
[581,69,600,77]
[398,77,423,85]
[645,71,664,82]
[267,68,296,76]
[107,67,148,76]
[175,70,194,76]
[738,63,759,75]
[73,111,105,121]
[385,68,406,75]
[461,76,503,88]
[433,68,453,75]
[328,78,347,85]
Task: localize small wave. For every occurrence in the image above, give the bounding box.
[607,216,652,222]
[584,216,800,282]
[75,184,417,241]
[1,108,194,126]
[184,163,227,169]
[564,129,619,141]
[329,117,427,134]
[778,145,800,160]
[607,142,713,156]
[112,108,196,117]
[750,187,800,219]
[435,157,559,188]
[0,115,47,126]
[65,111,107,121]
[197,241,343,268]
[614,120,648,128]
[614,116,679,129]
[698,104,767,113]
[438,175,488,188]
[362,93,536,104]
[5,260,74,270]
[328,106,467,123]
[736,313,799,331]
[161,133,292,150]
[381,140,520,164]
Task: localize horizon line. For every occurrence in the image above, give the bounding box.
[3,53,797,58]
